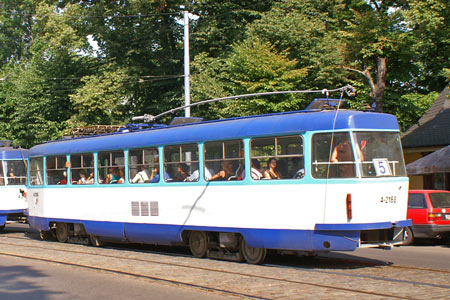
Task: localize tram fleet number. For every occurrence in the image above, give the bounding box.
[380,195,397,204]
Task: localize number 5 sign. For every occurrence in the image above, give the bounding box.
[372,159,392,176]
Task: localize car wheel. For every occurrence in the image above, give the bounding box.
[403,226,414,246]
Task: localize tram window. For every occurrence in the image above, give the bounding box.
[128,148,159,184]
[30,157,44,185]
[164,144,199,182]
[311,132,356,178]
[250,136,304,180]
[353,132,407,177]
[0,161,4,186]
[5,160,27,185]
[71,153,94,185]
[204,140,244,181]
[98,151,125,184]
[46,155,68,185]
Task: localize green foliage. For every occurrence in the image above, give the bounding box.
[0,0,449,148]
[68,67,132,128]
[383,92,437,132]
[218,39,309,117]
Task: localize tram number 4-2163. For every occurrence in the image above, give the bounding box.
[380,195,397,204]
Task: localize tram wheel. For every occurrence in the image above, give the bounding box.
[55,223,69,243]
[239,237,267,265]
[89,235,104,247]
[189,231,208,258]
[39,230,53,241]
[403,227,414,246]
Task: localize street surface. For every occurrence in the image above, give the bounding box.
[1,223,449,300]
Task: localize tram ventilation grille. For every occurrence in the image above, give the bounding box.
[141,201,149,216]
[150,201,159,216]
[131,202,140,216]
[131,201,159,217]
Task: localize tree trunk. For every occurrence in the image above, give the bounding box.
[344,56,387,112]
[372,57,387,112]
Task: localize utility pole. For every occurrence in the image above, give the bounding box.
[183,11,190,117]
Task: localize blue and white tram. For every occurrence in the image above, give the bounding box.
[0,141,28,231]
[26,108,411,263]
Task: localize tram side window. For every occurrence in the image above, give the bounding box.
[30,158,44,185]
[164,144,199,182]
[204,140,244,181]
[128,148,159,184]
[71,153,94,184]
[46,156,68,185]
[312,132,356,178]
[98,151,125,184]
[251,136,304,180]
[6,160,27,185]
[0,161,4,186]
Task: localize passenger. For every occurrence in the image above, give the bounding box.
[250,159,263,180]
[77,170,87,184]
[264,158,282,179]
[131,166,149,183]
[58,171,67,185]
[8,168,17,184]
[148,164,171,182]
[86,172,94,184]
[331,137,364,177]
[210,160,234,181]
[175,163,190,182]
[117,168,125,184]
[107,168,121,184]
[186,168,212,182]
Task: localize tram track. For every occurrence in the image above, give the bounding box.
[1,235,449,300]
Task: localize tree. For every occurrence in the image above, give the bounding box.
[340,0,413,112]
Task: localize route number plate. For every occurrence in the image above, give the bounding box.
[373,159,392,176]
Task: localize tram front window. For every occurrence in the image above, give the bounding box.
[353,132,406,177]
[5,160,27,185]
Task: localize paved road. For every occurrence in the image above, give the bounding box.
[0,252,237,300]
[2,222,450,300]
[331,242,450,271]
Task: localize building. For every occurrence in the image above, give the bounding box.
[401,85,450,190]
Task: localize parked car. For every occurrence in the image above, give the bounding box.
[404,190,450,245]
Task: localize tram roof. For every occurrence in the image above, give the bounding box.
[0,148,28,160]
[29,110,400,156]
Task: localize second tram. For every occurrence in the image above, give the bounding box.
[0,140,28,231]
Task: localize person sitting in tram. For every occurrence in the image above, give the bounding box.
[117,168,125,184]
[77,170,87,184]
[186,168,212,182]
[250,159,263,180]
[210,160,234,181]
[58,171,67,185]
[331,137,364,177]
[175,163,190,182]
[149,164,171,182]
[264,158,282,179]
[86,172,94,184]
[131,166,149,183]
[107,167,121,184]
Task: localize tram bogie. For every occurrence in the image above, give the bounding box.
[26,108,411,264]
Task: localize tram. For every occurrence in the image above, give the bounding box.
[0,140,28,231]
[26,101,411,264]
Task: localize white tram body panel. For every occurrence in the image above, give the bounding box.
[29,181,407,229]
[26,110,411,252]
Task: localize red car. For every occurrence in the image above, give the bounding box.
[404,190,450,245]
